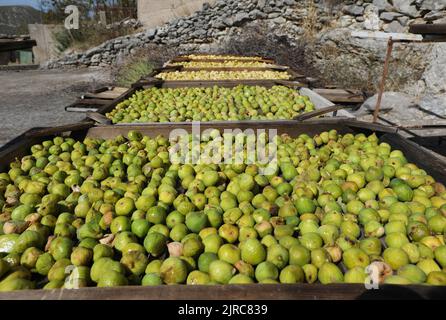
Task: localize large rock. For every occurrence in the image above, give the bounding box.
[418,94,446,116]
[380,12,402,22]
[383,21,405,33]
[233,12,251,26]
[372,0,393,12]
[359,92,417,114]
[392,0,420,18]
[363,4,381,30]
[420,0,446,11]
[420,43,446,94]
[343,5,365,16]
[257,0,267,9]
[309,28,430,91]
[425,11,446,22]
[249,9,267,19]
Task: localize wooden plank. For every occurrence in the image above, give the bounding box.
[0,39,36,52]
[170,56,276,64]
[294,105,354,121]
[313,88,364,104]
[82,88,129,100]
[150,66,301,82]
[96,87,138,115]
[86,112,112,125]
[74,98,111,105]
[0,283,444,300]
[410,23,446,35]
[0,64,39,71]
[299,88,355,118]
[24,121,94,138]
[65,106,99,113]
[133,79,306,89]
[422,35,446,42]
[166,65,291,72]
[351,30,423,41]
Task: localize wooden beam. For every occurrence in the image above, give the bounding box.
[351,30,423,42]
[410,23,446,35]
[300,87,356,118]
[0,39,36,52]
[313,88,365,104]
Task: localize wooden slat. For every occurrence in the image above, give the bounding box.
[86,112,112,125]
[294,105,353,121]
[150,66,302,82]
[299,88,356,118]
[82,89,129,100]
[170,57,276,64]
[313,88,364,104]
[0,283,444,300]
[351,30,423,41]
[65,106,99,113]
[0,39,36,52]
[410,23,446,35]
[24,121,94,138]
[74,98,111,105]
[166,65,291,72]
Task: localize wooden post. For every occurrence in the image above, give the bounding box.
[373,37,394,123]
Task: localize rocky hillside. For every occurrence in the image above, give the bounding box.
[45,0,446,68]
[44,0,446,115]
[0,5,42,35]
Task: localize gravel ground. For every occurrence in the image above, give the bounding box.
[0,68,112,146]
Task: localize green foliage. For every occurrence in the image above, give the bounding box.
[52,29,75,53]
[116,59,153,87]
[52,22,134,53]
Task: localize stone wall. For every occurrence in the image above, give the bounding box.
[45,0,445,68]
[137,0,217,29]
[335,0,446,33]
[43,0,446,110]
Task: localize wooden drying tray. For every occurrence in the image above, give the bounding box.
[144,66,303,82]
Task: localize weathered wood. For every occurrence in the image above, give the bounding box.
[299,88,355,118]
[65,106,99,113]
[147,66,303,82]
[170,56,276,64]
[421,35,446,43]
[74,98,111,105]
[86,112,113,125]
[0,283,444,300]
[313,88,365,104]
[0,39,36,52]
[409,136,446,157]
[294,105,354,121]
[165,65,291,72]
[0,64,39,71]
[410,23,446,35]
[96,87,138,115]
[351,30,423,41]
[24,121,94,138]
[136,79,307,89]
[82,87,129,100]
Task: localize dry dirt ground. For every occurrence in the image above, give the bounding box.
[0,68,112,146]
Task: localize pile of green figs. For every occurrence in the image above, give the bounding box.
[0,129,446,292]
[107,85,315,124]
